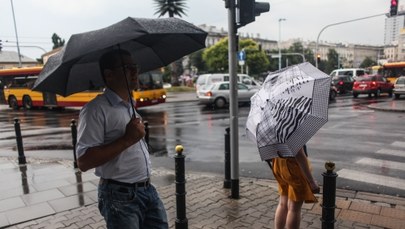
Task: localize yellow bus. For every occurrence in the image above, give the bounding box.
[382,62,405,83]
[368,65,383,75]
[0,67,166,110]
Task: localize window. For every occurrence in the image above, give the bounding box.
[237,84,248,90]
[219,83,229,90]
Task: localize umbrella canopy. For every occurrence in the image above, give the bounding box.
[246,62,331,160]
[33,17,207,96]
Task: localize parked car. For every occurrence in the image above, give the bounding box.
[393,76,405,99]
[197,82,258,108]
[331,75,355,94]
[330,84,337,100]
[352,75,394,98]
[195,73,261,97]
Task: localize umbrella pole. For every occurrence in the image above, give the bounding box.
[117,45,137,118]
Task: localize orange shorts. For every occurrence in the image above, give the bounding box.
[272,157,317,203]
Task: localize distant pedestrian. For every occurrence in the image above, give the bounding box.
[76,49,168,229]
[268,146,319,229]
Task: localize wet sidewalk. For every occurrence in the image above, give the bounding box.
[1,157,405,229]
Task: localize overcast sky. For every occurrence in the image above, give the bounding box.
[0,0,393,60]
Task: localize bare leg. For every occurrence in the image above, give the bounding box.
[286,199,303,229]
[275,195,288,229]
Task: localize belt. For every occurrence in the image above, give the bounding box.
[99,178,150,188]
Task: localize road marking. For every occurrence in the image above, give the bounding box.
[392,141,405,148]
[337,169,405,190]
[375,149,405,157]
[357,158,405,171]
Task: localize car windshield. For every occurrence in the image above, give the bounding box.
[356,77,375,82]
[396,78,405,84]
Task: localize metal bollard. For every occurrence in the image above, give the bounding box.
[321,161,338,229]
[70,119,78,168]
[174,145,188,229]
[14,118,26,164]
[144,121,149,145]
[224,127,231,189]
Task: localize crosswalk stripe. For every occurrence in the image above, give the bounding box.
[357,158,405,171]
[392,141,405,148]
[337,169,405,190]
[376,149,405,157]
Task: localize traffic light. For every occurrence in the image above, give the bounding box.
[390,0,399,16]
[0,40,2,51]
[317,54,321,63]
[237,0,270,27]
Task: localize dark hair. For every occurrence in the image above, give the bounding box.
[99,49,131,81]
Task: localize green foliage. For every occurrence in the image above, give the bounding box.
[153,0,187,18]
[189,49,208,73]
[202,38,229,72]
[324,49,339,73]
[202,38,269,76]
[51,33,65,49]
[359,57,377,68]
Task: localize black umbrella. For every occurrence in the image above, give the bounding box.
[32,17,207,97]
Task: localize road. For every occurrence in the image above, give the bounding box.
[0,94,404,197]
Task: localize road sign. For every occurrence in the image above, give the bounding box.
[238,60,245,66]
[238,50,246,61]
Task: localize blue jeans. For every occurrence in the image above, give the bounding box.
[98,182,168,229]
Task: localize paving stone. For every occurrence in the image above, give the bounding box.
[349,201,382,215]
[5,202,55,225]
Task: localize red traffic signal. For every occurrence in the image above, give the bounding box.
[391,0,399,16]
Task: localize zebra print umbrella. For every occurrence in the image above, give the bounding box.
[246,62,331,160]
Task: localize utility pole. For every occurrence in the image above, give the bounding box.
[10,0,22,67]
[226,0,239,199]
[315,13,386,68]
[225,0,269,199]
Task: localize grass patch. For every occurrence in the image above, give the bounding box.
[165,86,196,93]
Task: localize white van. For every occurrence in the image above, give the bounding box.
[329,68,366,78]
[195,73,261,94]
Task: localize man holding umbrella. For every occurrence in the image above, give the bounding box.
[76,49,168,228]
[32,17,208,228]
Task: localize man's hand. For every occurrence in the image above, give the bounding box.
[122,118,145,146]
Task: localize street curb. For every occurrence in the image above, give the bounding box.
[367,104,405,112]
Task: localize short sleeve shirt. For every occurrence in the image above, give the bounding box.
[76,88,151,183]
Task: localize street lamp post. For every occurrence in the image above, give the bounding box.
[10,0,22,67]
[315,13,385,68]
[278,18,286,70]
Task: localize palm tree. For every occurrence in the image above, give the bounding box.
[153,0,187,18]
[153,0,188,85]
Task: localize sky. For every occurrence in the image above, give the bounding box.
[0,0,394,60]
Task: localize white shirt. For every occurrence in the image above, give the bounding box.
[76,88,151,183]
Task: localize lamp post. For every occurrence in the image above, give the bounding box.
[278,18,286,70]
[10,0,22,67]
[315,13,385,68]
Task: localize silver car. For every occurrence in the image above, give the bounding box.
[394,76,405,99]
[197,82,259,108]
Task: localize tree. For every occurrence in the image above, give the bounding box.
[153,0,188,85]
[202,38,229,72]
[202,37,269,76]
[153,0,187,18]
[359,57,377,68]
[239,39,269,76]
[51,33,65,49]
[188,49,208,74]
[325,49,339,74]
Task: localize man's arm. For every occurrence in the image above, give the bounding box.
[77,118,145,172]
